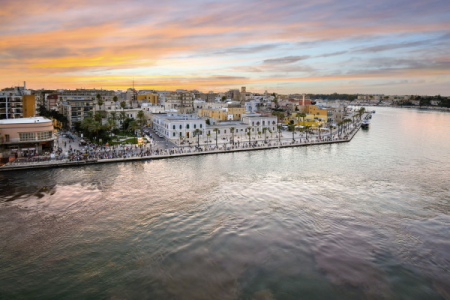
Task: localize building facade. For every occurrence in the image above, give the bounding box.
[153,113,206,142]
[0,117,56,158]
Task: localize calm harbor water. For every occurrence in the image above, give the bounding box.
[1,107,449,300]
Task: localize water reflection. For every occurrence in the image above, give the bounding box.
[0,108,450,300]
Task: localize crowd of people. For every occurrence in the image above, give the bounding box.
[7,122,361,166]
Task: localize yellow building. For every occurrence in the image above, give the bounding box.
[199,106,246,121]
[22,95,36,118]
[284,112,327,127]
[137,93,159,105]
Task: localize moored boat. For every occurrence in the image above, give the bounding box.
[361,120,370,128]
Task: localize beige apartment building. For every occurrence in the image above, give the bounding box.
[0,117,56,159]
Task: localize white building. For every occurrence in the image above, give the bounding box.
[153,113,206,141]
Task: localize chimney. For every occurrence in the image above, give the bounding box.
[24,81,26,89]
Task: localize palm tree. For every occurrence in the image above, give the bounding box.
[96,93,104,112]
[288,124,296,142]
[110,111,117,123]
[295,113,302,125]
[94,112,102,123]
[193,129,201,148]
[119,111,126,133]
[273,97,279,108]
[298,113,307,127]
[262,127,267,142]
[230,127,235,145]
[329,125,335,139]
[277,125,282,143]
[337,121,343,135]
[358,107,365,121]
[120,101,126,111]
[113,95,118,111]
[128,120,139,143]
[318,124,323,140]
[137,110,145,127]
[89,121,102,143]
[213,128,218,147]
[81,116,94,135]
[107,118,115,140]
[247,127,252,145]
[304,125,311,140]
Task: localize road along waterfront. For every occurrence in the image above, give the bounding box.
[1,107,449,299]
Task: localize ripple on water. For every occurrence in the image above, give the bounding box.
[1,108,450,300]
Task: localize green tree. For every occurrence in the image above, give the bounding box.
[120,101,126,110]
[193,129,201,148]
[94,112,102,122]
[96,94,104,112]
[113,95,118,111]
[106,118,115,140]
[272,97,279,108]
[329,125,335,138]
[247,127,252,145]
[288,124,296,142]
[298,113,307,126]
[277,125,282,143]
[137,110,146,127]
[119,111,126,132]
[213,128,219,147]
[221,96,226,101]
[110,111,117,123]
[81,116,94,132]
[304,125,311,140]
[128,119,140,143]
[89,121,102,143]
[262,127,268,142]
[206,119,210,125]
[318,124,323,140]
[230,127,235,145]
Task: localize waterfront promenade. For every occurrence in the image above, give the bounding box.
[0,117,367,172]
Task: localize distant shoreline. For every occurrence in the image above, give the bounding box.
[369,105,450,112]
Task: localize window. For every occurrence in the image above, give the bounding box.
[173,125,175,129]
[200,124,203,128]
[252,122,254,126]
[263,121,265,125]
[19,132,36,141]
[187,124,190,129]
[194,124,196,129]
[173,132,176,137]
[37,131,52,140]
[224,130,226,134]
[180,125,182,129]
[5,134,9,142]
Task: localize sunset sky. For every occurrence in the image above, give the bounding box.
[1,0,449,95]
